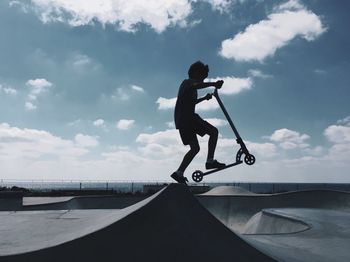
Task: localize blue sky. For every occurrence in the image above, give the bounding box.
[0,0,349,182]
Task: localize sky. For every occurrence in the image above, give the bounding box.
[0,0,349,183]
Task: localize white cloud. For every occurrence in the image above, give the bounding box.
[324,125,350,144]
[166,122,175,129]
[130,85,144,93]
[156,97,177,110]
[207,76,253,95]
[67,119,82,127]
[0,123,88,160]
[1,122,349,182]
[113,88,129,101]
[303,146,324,156]
[72,54,92,67]
[74,133,99,147]
[157,75,250,111]
[248,69,273,79]
[26,78,53,95]
[136,129,185,159]
[314,69,327,75]
[112,85,145,101]
[136,129,180,145]
[336,116,350,127]
[245,141,278,158]
[25,102,37,111]
[204,0,232,13]
[267,128,310,149]
[220,0,326,62]
[68,53,102,73]
[326,143,350,164]
[0,84,18,95]
[156,95,220,112]
[22,0,193,33]
[93,119,105,127]
[204,118,228,127]
[116,119,135,130]
[196,99,220,112]
[276,0,304,11]
[25,78,53,110]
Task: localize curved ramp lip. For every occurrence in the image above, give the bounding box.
[22,197,75,206]
[243,208,312,236]
[199,186,257,196]
[0,188,165,256]
[198,189,350,198]
[271,189,350,196]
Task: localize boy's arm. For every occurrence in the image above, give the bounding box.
[192,80,224,90]
[196,93,212,104]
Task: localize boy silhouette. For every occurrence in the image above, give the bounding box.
[171,61,226,184]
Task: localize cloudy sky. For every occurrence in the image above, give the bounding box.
[1,0,349,183]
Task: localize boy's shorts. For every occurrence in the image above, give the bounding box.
[178,115,213,145]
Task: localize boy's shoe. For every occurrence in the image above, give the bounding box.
[206,159,226,170]
[171,172,188,185]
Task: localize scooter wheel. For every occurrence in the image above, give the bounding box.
[192,170,204,183]
[244,154,256,165]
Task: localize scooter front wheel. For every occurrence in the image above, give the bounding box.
[192,170,204,182]
[244,154,256,165]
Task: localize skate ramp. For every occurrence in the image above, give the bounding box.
[197,189,350,233]
[243,209,310,234]
[0,184,274,262]
[241,208,350,262]
[23,197,74,206]
[21,195,147,210]
[201,185,256,196]
[0,192,23,211]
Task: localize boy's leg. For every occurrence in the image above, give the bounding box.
[177,139,200,173]
[197,120,225,169]
[206,125,218,161]
[171,139,199,184]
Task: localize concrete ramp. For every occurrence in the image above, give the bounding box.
[243,209,310,234]
[198,189,350,233]
[201,186,255,196]
[0,184,274,262]
[22,195,147,210]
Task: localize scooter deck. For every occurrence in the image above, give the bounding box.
[202,160,243,177]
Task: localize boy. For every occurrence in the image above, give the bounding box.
[171,61,226,184]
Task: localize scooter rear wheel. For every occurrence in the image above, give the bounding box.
[244,154,256,165]
[192,170,204,182]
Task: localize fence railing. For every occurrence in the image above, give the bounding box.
[1,179,350,194]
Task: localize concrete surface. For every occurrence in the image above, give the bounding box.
[21,195,147,210]
[22,197,74,206]
[1,185,350,262]
[197,189,350,233]
[0,184,273,262]
[200,185,256,196]
[0,192,23,211]
[243,209,310,234]
[242,208,350,262]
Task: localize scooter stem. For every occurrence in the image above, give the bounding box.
[213,88,250,154]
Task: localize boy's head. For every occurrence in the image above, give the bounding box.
[188,61,209,81]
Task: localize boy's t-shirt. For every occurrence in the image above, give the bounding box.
[174,79,198,129]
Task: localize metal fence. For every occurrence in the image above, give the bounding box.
[1,179,350,194]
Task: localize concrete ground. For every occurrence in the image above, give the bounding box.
[0,184,272,262]
[0,184,349,261]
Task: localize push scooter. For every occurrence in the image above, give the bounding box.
[192,88,256,182]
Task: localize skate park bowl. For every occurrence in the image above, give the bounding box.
[0,184,349,261]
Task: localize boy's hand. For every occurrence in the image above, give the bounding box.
[205,93,212,100]
[215,80,224,89]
